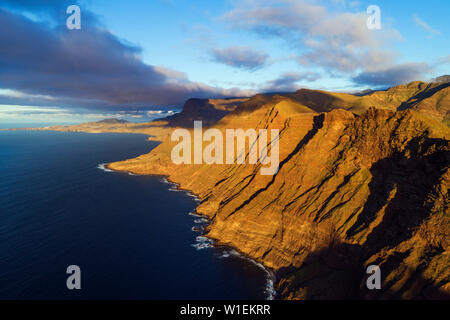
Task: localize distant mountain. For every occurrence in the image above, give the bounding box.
[352,89,378,96]
[96,118,128,124]
[433,75,450,83]
[151,80,449,129]
[161,97,249,127]
[227,80,449,124]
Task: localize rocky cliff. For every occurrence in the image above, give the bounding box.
[92,81,450,299]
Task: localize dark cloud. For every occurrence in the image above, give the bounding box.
[211,46,269,71]
[352,63,432,87]
[261,71,320,92]
[0,4,251,109]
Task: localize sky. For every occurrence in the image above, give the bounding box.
[0,0,449,125]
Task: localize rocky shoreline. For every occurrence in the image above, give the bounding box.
[106,169,278,300]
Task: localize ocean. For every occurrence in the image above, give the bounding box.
[0,130,270,299]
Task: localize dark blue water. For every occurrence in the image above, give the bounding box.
[0,130,268,299]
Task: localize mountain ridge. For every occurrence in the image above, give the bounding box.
[13,79,449,299]
[107,80,449,299]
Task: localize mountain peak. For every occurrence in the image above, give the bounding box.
[96,118,128,124]
[433,75,450,83]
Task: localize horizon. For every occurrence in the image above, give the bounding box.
[0,0,449,124]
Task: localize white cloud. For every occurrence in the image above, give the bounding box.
[413,15,441,36]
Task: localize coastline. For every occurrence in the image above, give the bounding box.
[104,163,277,300]
[3,130,277,299]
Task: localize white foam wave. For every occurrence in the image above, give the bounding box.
[159,177,201,202]
[189,212,201,218]
[191,226,204,233]
[186,192,201,202]
[192,236,214,250]
[215,248,276,300]
[194,218,209,224]
[97,163,114,173]
[160,176,275,298]
[160,177,179,188]
[218,251,231,259]
[192,242,213,250]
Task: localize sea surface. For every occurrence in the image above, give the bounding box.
[0,130,270,299]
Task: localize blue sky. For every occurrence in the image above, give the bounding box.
[87,0,450,90]
[0,0,448,124]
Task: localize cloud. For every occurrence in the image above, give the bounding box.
[260,71,320,92]
[352,62,432,87]
[182,24,216,47]
[221,0,440,88]
[210,46,269,71]
[221,0,401,73]
[413,14,441,36]
[0,3,252,109]
[434,55,450,66]
[0,104,180,124]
